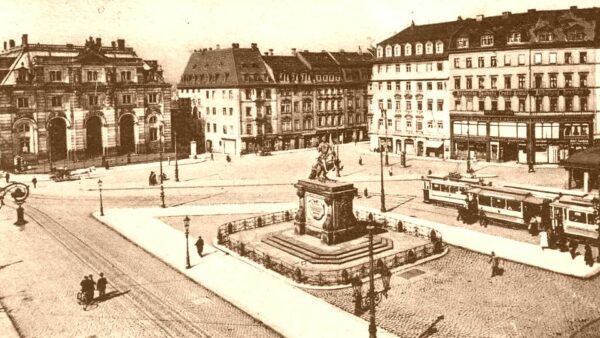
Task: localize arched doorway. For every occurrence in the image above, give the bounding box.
[86,116,103,157]
[119,114,135,154]
[206,140,213,152]
[48,118,67,160]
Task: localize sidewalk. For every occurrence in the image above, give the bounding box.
[93,203,398,338]
[359,206,600,278]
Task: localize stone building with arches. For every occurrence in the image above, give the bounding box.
[0,34,172,169]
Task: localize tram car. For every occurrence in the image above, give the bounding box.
[466,185,548,227]
[550,195,598,239]
[422,173,482,207]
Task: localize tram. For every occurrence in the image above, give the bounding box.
[551,195,598,239]
[422,173,482,207]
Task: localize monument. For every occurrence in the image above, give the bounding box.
[294,179,359,245]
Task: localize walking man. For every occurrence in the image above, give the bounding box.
[358,156,363,166]
[210,151,214,161]
[5,172,9,183]
[528,162,535,173]
[489,251,500,277]
[97,273,107,299]
[31,177,37,188]
[195,236,204,257]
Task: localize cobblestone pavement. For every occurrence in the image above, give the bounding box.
[0,195,280,338]
[308,246,600,338]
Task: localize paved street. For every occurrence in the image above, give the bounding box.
[1,143,598,338]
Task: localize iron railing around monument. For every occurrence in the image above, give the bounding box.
[216,208,447,287]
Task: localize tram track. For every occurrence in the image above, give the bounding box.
[24,204,214,338]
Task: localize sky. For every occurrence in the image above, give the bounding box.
[1,0,599,84]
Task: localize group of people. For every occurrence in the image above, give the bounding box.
[148,171,168,186]
[79,273,107,304]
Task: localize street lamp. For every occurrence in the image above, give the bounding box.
[159,132,166,208]
[379,144,386,213]
[98,179,104,216]
[174,130,179,182]
[352,220,392,338]
[466,114,471,174]
[184,215,191,269]
[378,103,389,166]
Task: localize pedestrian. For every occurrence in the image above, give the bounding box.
[210,151,214,161]
[584,244,594,267]
[489,251,500,278]
[168,157,171,165]
[31,177,37,188]
[358,156,363,165]
[528,162,535,173]
[364,187,368,198]
[539,228,549,250]
[569,239,579,259]
[5,172,9,183]
[388,167,393,176]
[195,236,204,257]
[528,216,540,236]
[96,273,107,299]
[149,171,155,186]
[226,154,231,163]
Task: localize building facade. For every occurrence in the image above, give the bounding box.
[372,6,600,164]
[177,44,371,155]
[0,35,171,169]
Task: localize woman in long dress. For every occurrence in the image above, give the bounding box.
[540,229,549,250]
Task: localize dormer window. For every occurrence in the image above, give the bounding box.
[480,34,494,47]
[377,46,383,58]
[385,45,392,57]
[394,44,401,56]
[435,41,443,54]
[415,43,423,55]
[457,37,469,49]
[425,42,433,54]
[567,30,584,41]
[404,44,412,56]
[508,32,521,43]
[538,31,554,42]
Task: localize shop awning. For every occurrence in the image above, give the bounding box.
[426,140,444,149]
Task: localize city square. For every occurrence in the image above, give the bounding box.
[2,1,600,337]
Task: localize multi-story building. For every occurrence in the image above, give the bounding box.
[178,44,372,155]
[0,35,171,169]
[372,6,600,164]
[371,21,463,158]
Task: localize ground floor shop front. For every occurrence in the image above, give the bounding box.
[450,113,593,164]
[370,134,450,159]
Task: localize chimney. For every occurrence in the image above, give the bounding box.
[457,16,463,21]
[291,48,297,55]
[264,52,268,56]
[9,40,15,48]
[502,11,511,18]
[321,49,326,52]
[570,6,577,10]
[209,47,212,50]
[476,14,484,22]
[339,48,345,53]
[304,49,309,52]
[95,37,101,46]
[269,48,273,56]
[528,9,536,13]
[232,42,239,48]
[21,34,28,46]
[216,44,220,50]
[111,41,116,48]
[117,39,125,50]
[251,42,258,49]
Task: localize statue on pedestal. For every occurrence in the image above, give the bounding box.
[309,137,336,181]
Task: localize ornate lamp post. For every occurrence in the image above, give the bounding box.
[98,179,104,216]
[184,216,191,269]
[380,144,386,213]
[352,220,392,338]
[0,182,30,226]
[174,130,180,182]
[378,102,389,166]
[159,132,166,208]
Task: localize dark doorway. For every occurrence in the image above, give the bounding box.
[502,143,518,162]
[86,116,103,157]
[119,114,135,154]
[48,118,67,160]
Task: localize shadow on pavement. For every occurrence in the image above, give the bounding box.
[94,289,130,304]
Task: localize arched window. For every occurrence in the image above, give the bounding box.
[385,45,392,57]
[148,115,163,141]
[435,41,444,53]
[404,44,412,56]
[377,46,383,58]
[394,44,401,56]
[15,122,34,154]
[425,42,433,54]
[415,43,423,55]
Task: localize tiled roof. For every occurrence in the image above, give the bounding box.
[328,51,373,66]
[0,57,16,69]
[379,20,465,46]
[564,146,600,169]
[297,51,338,68]
[261,55,308,73]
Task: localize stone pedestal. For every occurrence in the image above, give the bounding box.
[189,141,197,159]
[294,179,358,245]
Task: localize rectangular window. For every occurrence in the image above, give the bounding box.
[565,98,573,111]
[466,58,472,68]
[229,108,234,115]
[87,71,98,81]
[405,64,411,72]
[207,124,211,133]
[565,52,572,64]
[550,98,558,112]
[427,100,433,111]
[490,56,497,67]
[437,100,443,111]
[437,82,443,90]
[406,101,412,111]
[223,125,227,134]
[564,74,572,88]
[387,81,392,90]
[49,71,62,82]
[504,76,511,89]
[519,99,525,112]
[535,75,543,88]
[581,98,588,111]
[246,107,252,116]
[213,124,217,133]
[395,64,401,72]
[478,77,484,89]
[148,93,158,103]
[437,62,443,71]
[222,107,227,115]
[51,96,62,107]
[478,57,484,68]
[466,77,472,89]
[417,82,423,91]
[508,32,521,43]
[580,52,587,64]
[518,75,525,89]
[579,73,588,87]
[122,94,131,104]
[17,97,29,108]
[427,82,432,90]
[534,53,542,64]
[454,78,460,89]
[88,94,98,105]
[491,76,497,89]
[417,101,423,111]
[212,107,216,115]
[549,53,557,64]
[454,100,461,111]
[549,74,557,88]
[406,82,412,90]
[504,55,511,66]
[454,58,460,68]
[518,54,525,65]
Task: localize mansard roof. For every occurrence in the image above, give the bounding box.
[261,55,308,74]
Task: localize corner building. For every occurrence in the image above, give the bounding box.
[374,6,600,164]
[178,44,371,155]
[0,35,171,169]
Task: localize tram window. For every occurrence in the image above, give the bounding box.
[506,200,521,212]
[479,195,491,206]
[568,211,587,223]
[441,185,449,192]
[449,186,458,193]
[587,213,595,225]
[432,183,440,191]
[492,198,506,209]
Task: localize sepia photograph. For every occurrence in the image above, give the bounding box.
[1,0,600,337]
